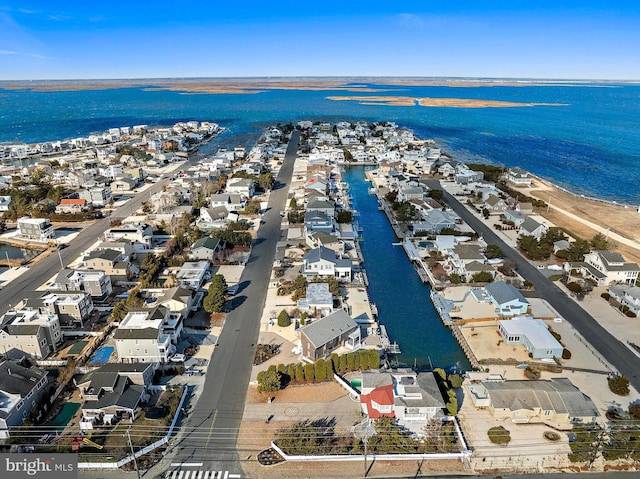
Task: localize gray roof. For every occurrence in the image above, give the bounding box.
[483,378,599,418]
[192,236,222,251]
[485,281,529,306]
[361,369,394,389]
[113,327,159,340]
[299,309,358,348]
[87,248,121,262]
[0,361,46,397]
[306,282,333,306]
[311,231,341,245]
[307,197,335,210]
[596,251,640,271]
[83,376,144,411]
[304,246,338,264]
[304,210,330,223]
[520,217,544,233]
[608,284,640,301]
[453,244,485,260]
[465,260,495,272]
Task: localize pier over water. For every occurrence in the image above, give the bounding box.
[343,166,470,370]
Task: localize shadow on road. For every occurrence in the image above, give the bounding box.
[226,295,247,312]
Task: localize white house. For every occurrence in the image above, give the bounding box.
[17,217,55,242]
[114,308,177,363]
[574,251,640,286]
[176,261,210,289]
[608,284,640,315]
[519,217,549,242]
[302,246,352,282]
[498,317,563,359]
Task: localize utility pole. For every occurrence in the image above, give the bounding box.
[126,427,142,479]
[56,247,64,270]
[363,434,368,478]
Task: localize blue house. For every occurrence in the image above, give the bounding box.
[484,281,530,317]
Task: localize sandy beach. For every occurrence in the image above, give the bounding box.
[326,95,567,108]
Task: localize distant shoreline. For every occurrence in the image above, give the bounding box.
[1,77,638,93]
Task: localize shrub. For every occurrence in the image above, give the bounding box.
[625,310,636,318]
[488,426,511,445]
[339,354,348,373]
[448,374,463,389]
[446,390,458,416]
[601,292,611,301]
[277,310,291,327]
[304,363,315,382]
[562,348,572,360]
[629,403,640,420]
[314,359,327,381]
[257,368,282,393]
[608,375,630,396]
[295,363,304,382]
[567,282,582,293]
[524,366,541,379]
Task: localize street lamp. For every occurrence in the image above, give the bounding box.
[353,418,375,477]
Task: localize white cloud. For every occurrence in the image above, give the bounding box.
[0,49,51,59]
[397,13,426,29]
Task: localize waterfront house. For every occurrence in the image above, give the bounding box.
[507,167,533,186]
[519,217,549,242]
[189,237,224,261]
[484,281,530,316]
[502,209,527,227]
[296,282,334,317]
[515,202,534,215]
[302,246,352,282]
[0,307,62,359]
[608,284,640,315]
[497,317,563,359]
[306,231,345,256]
[360,369,445,428]
[568,251,640,286]
[306,197,336,219]
[55,198,88,214]
[304,210,334,234]
[299,309,360,361]
[449,244,486,275]
[412,209,459,235]
[17,217,55,242]
[77,362,153,424]
[467,377,598,429]
[0,361,49,439]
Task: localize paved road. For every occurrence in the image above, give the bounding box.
[425,179,640,391]
[157,131,299,477]
[0,178,174,316]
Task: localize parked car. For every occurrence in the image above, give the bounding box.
[170,353,186,363]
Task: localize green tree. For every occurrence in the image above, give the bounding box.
[289,197,297,209]
[487,426,511,445]
[257,368,283,393]
[258,172,275,190]
[367,417,419,453]
[449,273,463,284]
[446,390,458,415]
[591,232,610,250]
[608,375,630,396]
[428,189,444,201]
[330,353,340,373]
[470,271,494,283]
[295,363,304,382]
[339,354,348,373]
[277,310,291,327]
[562,238,591,261]
[448,374,463,389]
[314,358,327,381]
[304,363,315,382]
[203,274,227,313]
[336,210,353,224]
[484,244,503,259]
[347,353,356,371]
[244,201,261,214]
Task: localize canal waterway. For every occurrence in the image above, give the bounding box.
[343,166,470,371]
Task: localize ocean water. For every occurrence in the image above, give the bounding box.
[1,83,639,203]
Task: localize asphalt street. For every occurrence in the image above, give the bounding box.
[158,131,300,476]
[424,179,640,391]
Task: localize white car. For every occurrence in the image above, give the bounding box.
[170,353,186,363]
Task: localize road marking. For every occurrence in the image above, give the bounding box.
[171,463,203,467]
[205,409,218,447]
[165,471,241,479]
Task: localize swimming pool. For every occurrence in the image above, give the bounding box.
[90,346,114,365]
[47,403,81,431]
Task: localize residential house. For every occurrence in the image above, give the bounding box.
[484,281,530,317]
[553,239,571,255]
[498,317,563,359]
[55,198,88,214]
[50,268,112,300]
[302,246,352,282]
[210,193,245,212]
[0,195,11,213]
[141,286,195,321]
[516,202,534,216]
[573,251,640,286]
[226,177,255,198]
[306,231,345,256]
[412,210,459,235]
[114,307,177,363]
[76,363,154,424]
[0,307,62,359]
[519,217,549,242]
[503,209,528,227]
[79,186,113,207]
[448,244,486,278]
[96,239,136,258]
[189,237,224,261]
[176,261,210,289]
[507,167,533,186]
[467,377,598,429]
[84,248,133,279]
[304,210,334,234]
[103,223,153,251]
[297,282,334,317]
[360,369,445,426]
[111,176,138,192]
[197,206,230,230]
[608,284,640,315]
[17,217,55,242]
[30,291,94,329]
[0,361,49,439]
[484,194,508,213]
[306,197,335,219]
[299,309,360,361]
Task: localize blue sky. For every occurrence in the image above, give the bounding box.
[1,1,639,80]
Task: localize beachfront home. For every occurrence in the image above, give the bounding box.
[302,246,352,282]
[0,361,49,439]
[484,281,530,317]
[497,317,563,359]
[0,307,62,359]
[360,369,445,428]
[77,363,154,424]
[299,309,360,361]
[467,377,598,429]
[608,284,640,315]
[571,251,640,286]
[484,194,508,213]
[519,217,549,242]
[507,167,533,186]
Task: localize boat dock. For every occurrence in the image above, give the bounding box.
[380,324,401,354]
